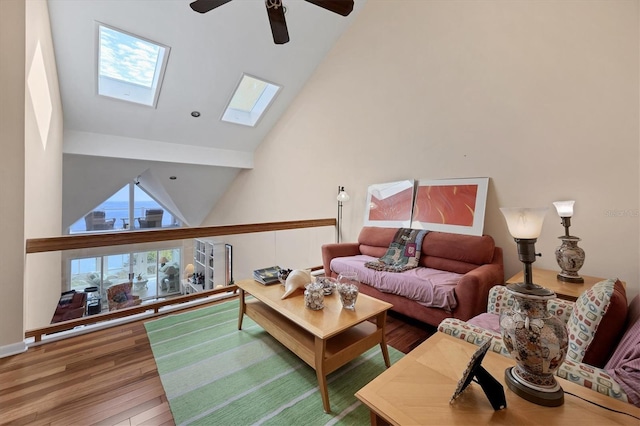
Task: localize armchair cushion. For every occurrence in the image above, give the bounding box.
[567,279,627,367]
[557,359,628,403]
[107,282,142,311]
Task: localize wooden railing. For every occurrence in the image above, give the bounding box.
[26,218,335,253]
[26,286,238,342]
[25,218,335,342]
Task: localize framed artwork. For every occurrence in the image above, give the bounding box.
[364,180,415,227]
[411,177,489,236]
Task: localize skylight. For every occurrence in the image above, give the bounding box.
[97,23,170,107]
[221,74,281,127]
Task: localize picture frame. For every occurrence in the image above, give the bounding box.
[450,338,506,411]
[364,180,415,227]
[411,177,489,236]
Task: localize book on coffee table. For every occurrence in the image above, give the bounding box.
[253,265,281,285]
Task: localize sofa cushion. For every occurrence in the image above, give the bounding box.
[357,227,496,274]
[567,279,627,367]
[467,312,500,333]
[605,295,640,407]
[419,231,496,268]
[331,255,462,310]
[358,227,401,258]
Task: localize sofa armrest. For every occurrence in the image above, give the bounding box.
[437,319,510,357]
[557,359,629,403]
[321,243,361,277]
[453,263,504,321]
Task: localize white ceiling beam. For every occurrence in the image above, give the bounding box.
[63,130,253,169]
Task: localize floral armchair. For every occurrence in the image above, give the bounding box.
[438,280,640,407]
[106,282,142,311]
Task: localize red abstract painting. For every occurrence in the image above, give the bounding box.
[368,187,415,221]
[413,184,478,226]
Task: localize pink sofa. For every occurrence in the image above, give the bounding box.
[321,226,504,327]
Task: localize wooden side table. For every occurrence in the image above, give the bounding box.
[355,332,640,425]
[506,268,624,302]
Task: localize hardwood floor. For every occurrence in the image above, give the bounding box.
[0,298,435,426]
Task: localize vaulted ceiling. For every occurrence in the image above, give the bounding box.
[48,0,364,228]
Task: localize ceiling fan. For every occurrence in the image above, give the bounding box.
[189,0,354,44]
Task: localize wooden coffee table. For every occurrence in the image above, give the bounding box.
[356,332,640,425]
[236,278,392,413]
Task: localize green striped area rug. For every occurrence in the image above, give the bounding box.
[144,300,403,426]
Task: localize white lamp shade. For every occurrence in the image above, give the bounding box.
[553,200,575,217]
[184,263,194,278]
[337,190,350,202]
[500,207,549,239]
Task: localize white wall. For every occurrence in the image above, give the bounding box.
[205,0,640,301]
[0,0,27,356]
[23,0,65,329]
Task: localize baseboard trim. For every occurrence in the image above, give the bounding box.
[0,341,27,359]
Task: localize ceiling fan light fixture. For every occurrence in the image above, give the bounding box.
[265,0,283,10]
[189,0,354,44]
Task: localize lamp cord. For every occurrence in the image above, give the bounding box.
[564,390,640,420]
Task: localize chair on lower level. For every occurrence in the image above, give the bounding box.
[84,211,116,231]
[106,282,142,311]
[51,290,87,323]
[137,209,164,228]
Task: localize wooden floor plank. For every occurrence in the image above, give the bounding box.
[0,297,433,425]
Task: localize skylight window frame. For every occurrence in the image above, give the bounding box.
[221,73,282,127]
[95,22,171,108]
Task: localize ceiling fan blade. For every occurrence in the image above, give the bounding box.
[265,1,290,44]
[304,0,353,16]
[190,0,233,14]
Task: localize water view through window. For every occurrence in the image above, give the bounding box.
[69,183,179,233]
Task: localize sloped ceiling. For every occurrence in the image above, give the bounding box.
[49,0,365,228]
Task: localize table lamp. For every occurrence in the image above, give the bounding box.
[552,200,585,283]
[499,207,568,407]
[184,263,194,280]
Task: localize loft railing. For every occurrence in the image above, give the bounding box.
[27,219,334,253]
[25,218,335,343]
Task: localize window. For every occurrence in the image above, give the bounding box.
[69,248,182,311]
[69,182,181,233]
[97,22,170,107]
[221,74,281,127]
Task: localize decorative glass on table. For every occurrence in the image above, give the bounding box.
[336,271,359,310]
[315,276,337,295]
[304,281,325,310]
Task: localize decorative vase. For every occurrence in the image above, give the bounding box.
[277,268,292,285]
[336,271,359,310]
[304,281,325,310]
[555,236,585,283]
[316,276,337,295]
[500,288,568,406]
